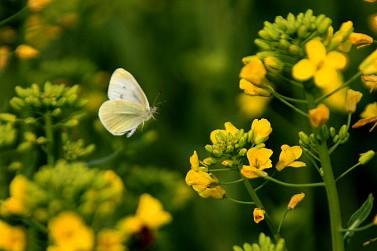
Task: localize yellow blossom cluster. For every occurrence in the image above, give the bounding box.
[0,220,26,251]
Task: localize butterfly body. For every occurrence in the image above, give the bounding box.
[98,68,156,137]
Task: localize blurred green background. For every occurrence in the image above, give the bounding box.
[0,0,377,250]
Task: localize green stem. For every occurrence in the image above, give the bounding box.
[336,163,362,182]
[268,87,308,118]
[220,178,244,185]
[340,222,375,232]
[44,113,54,165]
[210,167,237,172]
[318,142,345,251]
[242,178,278,240]
[226,196,255,205]
[0,6,28,26]
[314,72,361,105]
[261,175,324,188]
[277,209,290,235]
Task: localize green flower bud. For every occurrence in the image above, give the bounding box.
[298,131,310,145]
[205,145,213,153]
[52,108,62,117]
[17,142,32,152]
[238,148,247,156]
[329,127,336,137]
[0,113,16,123]
[203,157,217,166]
[359,150,375,165]
[8,161,23,171]
[10,97,25,110]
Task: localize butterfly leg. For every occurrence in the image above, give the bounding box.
[126,128,137,138]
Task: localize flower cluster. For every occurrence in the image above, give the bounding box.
[233,233,285,251]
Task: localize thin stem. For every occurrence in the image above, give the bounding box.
[220,178,244,185]
[255,170,276,191]
[268,87,308,118]
[303,151,322,176]
[0,6,28,26]
[329,114,352,154]
[340,222,375,232]
[87,148,123,166]
[242,177,278,240]
[336,163,362,182]
[261,175,324,188]
[274,92,308,104]
[303,148,320,162]
[226,196,255,205]
[44,113,54,166]
[314,72,361,105]
[209,167,237,172]
[318,141,345,251]
[277,209,290,235]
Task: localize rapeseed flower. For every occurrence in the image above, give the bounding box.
[292,39,347,88]
[287,193,306,209]
[0,220,26,251]
[249,118,272,145]
[253,208,265,224]
[345,89,363,113]
[349,32,373,47]
[241,147,273,179]
[276,145,306,171]
[309,104,330,128]
[361,75,377,92]
[360,49,377,75]
[96,229,125,251]
[352,102,377,131]
[15,44,39,59]
[48,211,94,251]
[1,176,29,215]
[240,56,266,86]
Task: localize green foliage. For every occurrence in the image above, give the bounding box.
[345,194,374,239]
[233,233,285,251]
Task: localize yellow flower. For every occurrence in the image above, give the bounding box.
[253,208,265,224]
[361,102,377,118]
[352,102,377,131]
[276,145,306,171]
[345,89,363,113]
[96,229,125,251]
[360,49,377,75]
[241,147,273,179]
[118,194,171,235]
[0,220,26,251]
[1,176,29,215]
[185,151,225,199]
[240,56,266,86]
[287,193,305,209]
[361,75,377,92]
[238,94,271,118]
[49,212,94,251]
[28,0,51,11]
[239,79,270,97]
[349,32,373,47]
[250,118,272,145]
[15,44,39,59]
[292,39,347,88]
[309,104,330,128]
[373,215,377,225]
[0,46,10,70]
[210,122,238,144]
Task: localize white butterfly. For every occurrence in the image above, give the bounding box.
[98,68,157,137]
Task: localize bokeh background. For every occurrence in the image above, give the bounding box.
[0,0,376,250]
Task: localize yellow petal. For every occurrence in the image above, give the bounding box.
[314,66,339,88]
[288,193,305,209]
[289,161,306,168]
[324,51,347,70]
[361,102,377,118]
[292,59,315,81]
[309,104,330,128]
[306,39,327,66]
[224,122,238,134]
[239,57,266,85]
[253,208,265,224]
[240,165,259,179]
[189,151,199,170]
[345,89,363,113]
[239,79,271,97]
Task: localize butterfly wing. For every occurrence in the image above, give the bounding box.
[108,68,150,109]
[98,100,149,136]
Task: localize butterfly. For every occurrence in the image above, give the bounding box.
[98,68,157,137]
[352,116,377,132]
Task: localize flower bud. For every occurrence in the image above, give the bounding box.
[358,150,375,165]
[0,113,16,123]
[253,208,265,224]
[288,193,305,209]
[309,104,330,128]
[15,44,39,59]
[349,32,373,47]
[345,89,363,113]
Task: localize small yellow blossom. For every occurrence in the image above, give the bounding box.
[0,220,26,251]
[352,102,377,131]
[210,122,238,144]
[309,104,330,128]
[15,44,39,59]
[345,89,363,113]
[250,118,272,144]
[349,32,373,47]
[288,193,305,209]
[28,0,51,12]
[118,194,171,235]
[373,215,377,225]
[292,39,347,88]
[239,79,270,97]
[276,145,306,171]
[240,56,266,86]
[241,147,273,179]
[0,46,10,70]
[361,75,377,92]
[1,176,29,215]
[360,49,377,75]
[48,211,94,251]
[96,229,125,251]
[238,94,271,118]
[253,208,265,224]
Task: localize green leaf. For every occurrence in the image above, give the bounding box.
[344,193,374,239]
